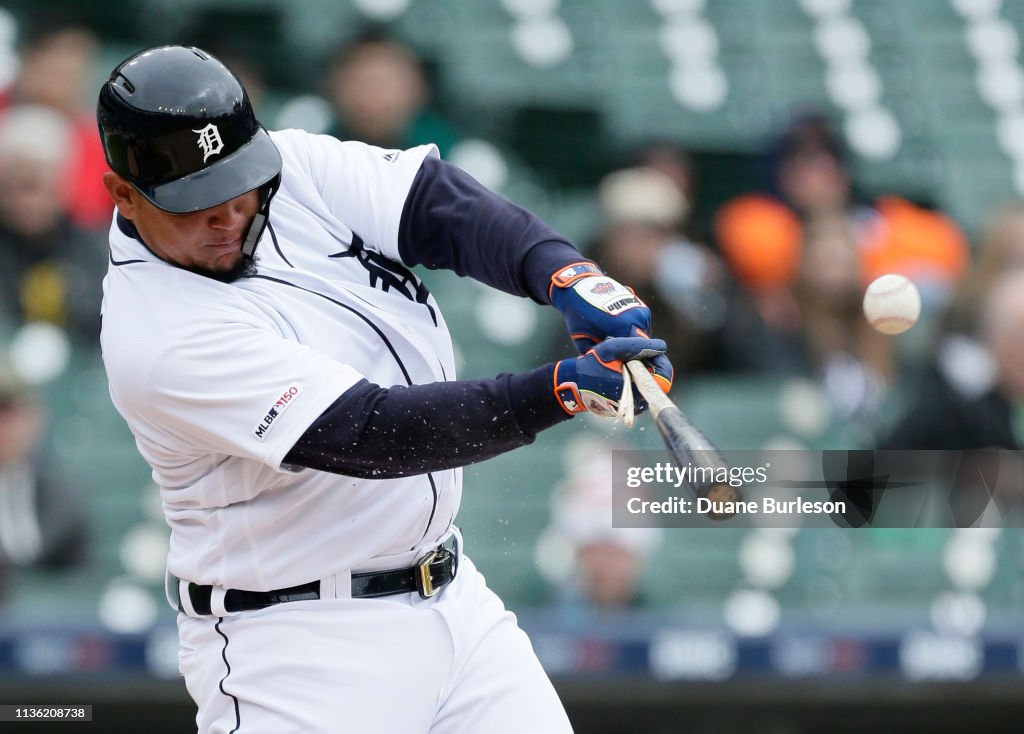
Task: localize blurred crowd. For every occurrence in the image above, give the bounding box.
[1,9,1023,615]
[590,110,1024,457]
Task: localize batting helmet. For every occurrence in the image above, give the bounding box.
[97,45,281,253]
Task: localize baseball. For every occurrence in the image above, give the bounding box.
[863,274,921,334]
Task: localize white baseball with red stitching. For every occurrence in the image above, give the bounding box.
[863,274,921,335]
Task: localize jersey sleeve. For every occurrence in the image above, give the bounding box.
[397,156,583,303]
[284,364,571,478]
[289,130,439,262]
[112,312,363,471]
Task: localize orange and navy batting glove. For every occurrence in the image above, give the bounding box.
[549,262,673,393]
[553,336,669,417]
[549,261,652,352]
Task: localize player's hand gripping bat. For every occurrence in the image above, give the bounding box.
[625,360,740,520]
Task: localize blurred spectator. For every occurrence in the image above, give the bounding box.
[879,201,1024,449]
[631,142,695,201]
[790,212,893,417]
[202,46,267,112]
[714,112,968,346]
[945,199,1024,335]
[628,141,698,236]
[536,436,660,611]
[0,105,106,341]
[3,20,110,230]
[324,29,460,157]
[877,269,1024,450]
[180,18,270,113]
[0,359,87,606]
[593,165,733,373]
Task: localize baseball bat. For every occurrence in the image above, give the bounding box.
[626,360,740,520]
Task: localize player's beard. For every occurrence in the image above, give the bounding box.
[188,253,260,283]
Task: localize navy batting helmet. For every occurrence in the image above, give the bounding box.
[97,45,281,244]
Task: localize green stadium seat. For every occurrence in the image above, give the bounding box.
[887,0,970,40]
[642,528,747,607]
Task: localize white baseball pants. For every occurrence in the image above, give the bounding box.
[177,556,573,733]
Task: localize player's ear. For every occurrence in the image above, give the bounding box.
[102,171,139,219]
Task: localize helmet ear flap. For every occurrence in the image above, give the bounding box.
[242,213,266,258]
[241,175,281,258]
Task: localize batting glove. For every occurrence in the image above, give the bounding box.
[553,336,672,417]
[549,261,654,353]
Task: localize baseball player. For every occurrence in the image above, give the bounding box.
[96,46,672,733]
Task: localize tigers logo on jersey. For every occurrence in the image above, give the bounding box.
[330,234,437,325]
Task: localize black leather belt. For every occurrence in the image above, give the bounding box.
[175,534,458,616]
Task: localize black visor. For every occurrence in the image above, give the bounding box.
[135,127,282,213]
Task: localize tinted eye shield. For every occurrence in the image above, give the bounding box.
[127,130,282,214]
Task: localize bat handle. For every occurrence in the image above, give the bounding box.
[625,360,674,416]
[625,360,717,452]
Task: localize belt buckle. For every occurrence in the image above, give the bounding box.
[415,549,441,599]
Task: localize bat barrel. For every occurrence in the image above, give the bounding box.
[654,406,739,520]
[626,360,741,520]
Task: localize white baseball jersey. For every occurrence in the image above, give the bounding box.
[101,130,462,590]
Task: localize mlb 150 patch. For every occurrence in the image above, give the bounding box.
[253,384,303,440]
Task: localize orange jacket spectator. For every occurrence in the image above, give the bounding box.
[715,193,968,293]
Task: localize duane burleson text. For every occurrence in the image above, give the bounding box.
[627,497,846,515]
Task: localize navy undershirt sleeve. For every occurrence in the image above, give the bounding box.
[398,156,589,304]
[283,364,572,478]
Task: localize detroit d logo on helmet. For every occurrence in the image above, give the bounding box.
[192,123,224,162]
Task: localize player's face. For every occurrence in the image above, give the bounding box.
[103,172,261,281]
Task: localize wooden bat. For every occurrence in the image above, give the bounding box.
[625,360,740,520]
